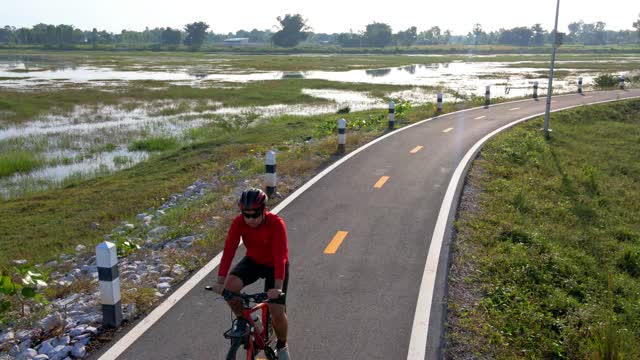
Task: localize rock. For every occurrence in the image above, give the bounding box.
[38,312,64,334]
[37,340,54,355]
[171,264,185,276]
[16,330,35,341]
[155,210,165,217]
[158,276,173,283]
[148,226,168,239]
[16,348,38,360]
[143,215,153,223]
[18,339,32,352]
[68,326,85,338]
[0,330,15,344]
[81,265,97,274]
[45,260,59,267]
[70,343,86,358]
[9,344,19,356]
[33,355,49,360]
[135,213,147,221]
[124,223,135,230]
[12,259,28,265]
[52,336,70,347]
[90,222,100,229]
[157,283,171,291]
[46,345,72,360]
[55,294,80,308]
[74,245,86,257]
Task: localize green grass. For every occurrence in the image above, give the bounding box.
[0,79,417,124]
[128,137,178,152]
[446,99,640,359]
[0,151,44,177]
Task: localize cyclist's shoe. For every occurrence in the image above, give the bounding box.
[276,346,291,360]
[224,318,248,338]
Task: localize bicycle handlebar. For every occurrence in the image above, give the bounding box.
[222,289,286,304]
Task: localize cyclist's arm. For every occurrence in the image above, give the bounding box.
[218,216,243,279]
[270,217,288,282]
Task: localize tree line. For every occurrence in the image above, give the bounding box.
[1,13,639,49]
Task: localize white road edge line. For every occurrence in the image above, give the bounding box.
[98,92,639,360]
[405,94,640,360]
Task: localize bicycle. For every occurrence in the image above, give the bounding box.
[206,286,283,360]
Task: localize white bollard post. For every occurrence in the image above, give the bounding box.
[97,241,122,328]
[620,75,625,90]
[265,151,276,197]
[337,118,346,153]
[485,85,491,106]
[578,77,583,94]
[533,81,539,99]
[437,92,443,112]
[388,101,395,130]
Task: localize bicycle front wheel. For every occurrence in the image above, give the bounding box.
[226,337,256,360]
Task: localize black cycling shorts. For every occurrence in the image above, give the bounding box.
[230,256,289,305]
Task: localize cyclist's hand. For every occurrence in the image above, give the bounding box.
[267,288,283,300]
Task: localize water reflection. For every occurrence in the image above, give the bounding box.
[281,72,305,79]
[365,68,392,77]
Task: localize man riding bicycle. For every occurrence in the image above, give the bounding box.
[212,188,291,360]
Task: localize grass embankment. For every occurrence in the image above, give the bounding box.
[0,95,462,269]
[446,99,640,358]
[0,78,416,123]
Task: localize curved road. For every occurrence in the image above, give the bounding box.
[93,89,640,360]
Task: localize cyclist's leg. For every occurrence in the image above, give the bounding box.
[265,263,289,346]
[227,257,261,317]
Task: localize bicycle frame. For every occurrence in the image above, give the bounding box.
[220,290,279,360]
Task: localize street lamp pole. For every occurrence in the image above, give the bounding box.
[543,0,560,140]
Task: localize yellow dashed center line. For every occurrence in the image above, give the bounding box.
[509,107,520,111]
[443,127,454,133]
[324,231,348,254]
[374,176,390,189]
[410,146,423,154]
[474,116,486,120]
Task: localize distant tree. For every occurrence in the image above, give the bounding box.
[183,21,209,50]
[365,22,392,47]
[90,28,98,47]
[635,13,640,40]
[0,26,14,43]
[272,14,311,47]
[498,27,533,46]
[531,23,545,46]
[161,27,182,46]
[336,32,363,47]
[395,26,417,46]
[472,23,484,45]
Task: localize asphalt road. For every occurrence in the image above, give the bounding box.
[93,89,640,360]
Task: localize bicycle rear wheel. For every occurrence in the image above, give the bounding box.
[226,337,257,360]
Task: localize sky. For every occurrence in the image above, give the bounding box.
[2,0,638,35]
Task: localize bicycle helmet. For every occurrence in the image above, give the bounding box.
[238,188,268,211]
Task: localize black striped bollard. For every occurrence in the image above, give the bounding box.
[388,101,395,130]
[437,92,443,112]
[533,81,539,99]
[578,77,583,94]
[485,86,491,106]
[97,241,122,328]
[620,75,625,90]
[338,118,346,153]
[265,151,276,197]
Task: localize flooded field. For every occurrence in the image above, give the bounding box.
[0,52,638,198]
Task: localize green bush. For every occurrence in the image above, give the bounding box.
[128,137,177,152]
[0,151,43,177]
[593,74,620,88]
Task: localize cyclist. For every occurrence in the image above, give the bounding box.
[212,188,291,360]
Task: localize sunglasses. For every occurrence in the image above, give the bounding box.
[242,211,262,219]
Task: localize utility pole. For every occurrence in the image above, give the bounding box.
[543,0,560,140]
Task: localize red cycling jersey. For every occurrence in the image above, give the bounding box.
[218,211,289,280]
